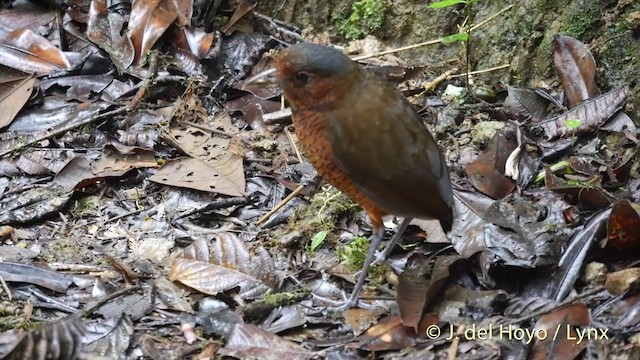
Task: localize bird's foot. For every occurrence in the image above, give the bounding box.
[374,249,387,265]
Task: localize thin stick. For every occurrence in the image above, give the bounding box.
[285,125,303,163]
[256,184,305,225]
[351,4,514,61]
[0,275,11,301]
[410,68,459,101]
[0,106,128,158]
[448,64,510,78]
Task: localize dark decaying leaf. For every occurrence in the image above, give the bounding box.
[86,0,134,73]
[450,189,566,271]
[504,296,555,318]
[219,324,313,360]
[503,86,551,122]
[0,186,73,225]
[40,75,114,100]
[550,209,610,302]
[0,262,73,292]
[604,200,640,252]
[553,35,600,108]
[94,287,155,321]
[544,167,616,210]
[54,146,157,191]
[209,32,273,92]
[2,317,85,360]
[224,94,282,130]
[0,74,35,129]
[170,234,277,299]
[220,0,256,34]
[529,304,590,360]
[397,254,459,331]
[465,130,518,199]
[82,315,134,358]
[538,86,628,140]
[7,101,109,133]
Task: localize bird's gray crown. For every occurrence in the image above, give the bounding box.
[284,43,352,75]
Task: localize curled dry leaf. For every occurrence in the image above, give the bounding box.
[127,0,193,64]
[553,35,600,108]
[538,87,628,140]
[3,317,85,360]
[604,200,640,252]
[465,130,518,199]
[0,29,70,74]
[170,234,277,299]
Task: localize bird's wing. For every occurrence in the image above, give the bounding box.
[327,75,453,221]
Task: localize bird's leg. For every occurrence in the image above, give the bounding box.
[374,217,413,264]
[332,225,385,310]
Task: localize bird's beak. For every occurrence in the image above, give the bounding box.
[242,68,278,89]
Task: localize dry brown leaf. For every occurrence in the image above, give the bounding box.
[1,29,70,74]
[149,157,244,196]
[169,234,276,299]
[160,124,246,195]
[553,35,600,108]
[0,75,35,129]
[127,0,192,64]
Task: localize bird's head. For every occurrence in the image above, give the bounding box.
[274,43,361,110]
[243,43,362,111]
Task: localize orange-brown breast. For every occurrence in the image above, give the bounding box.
[293,109,387,229]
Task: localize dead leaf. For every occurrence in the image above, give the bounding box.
[0,75,35,129]
[553,35,600,108]
[356,316,416,351]
[0,29,70,74]
[530,303,590,360]
[397,254,458,331]
[220,324,313,360]
[149,157,245,196]
[465,130,517,199]
[87,0,135,73]
[538,87,628,140]
[170,234,277,299]
[127,0,193,64]
[604,200,640,252]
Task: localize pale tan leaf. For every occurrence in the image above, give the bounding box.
[149,156,244,196]
[0,76,35,129]
[170,233,276,299]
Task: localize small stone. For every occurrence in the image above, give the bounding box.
[581,262,607,286]
[471,121,506,144]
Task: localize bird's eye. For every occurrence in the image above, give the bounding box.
[295,71,313,84]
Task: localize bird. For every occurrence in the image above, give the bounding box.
[248,42,453,309]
